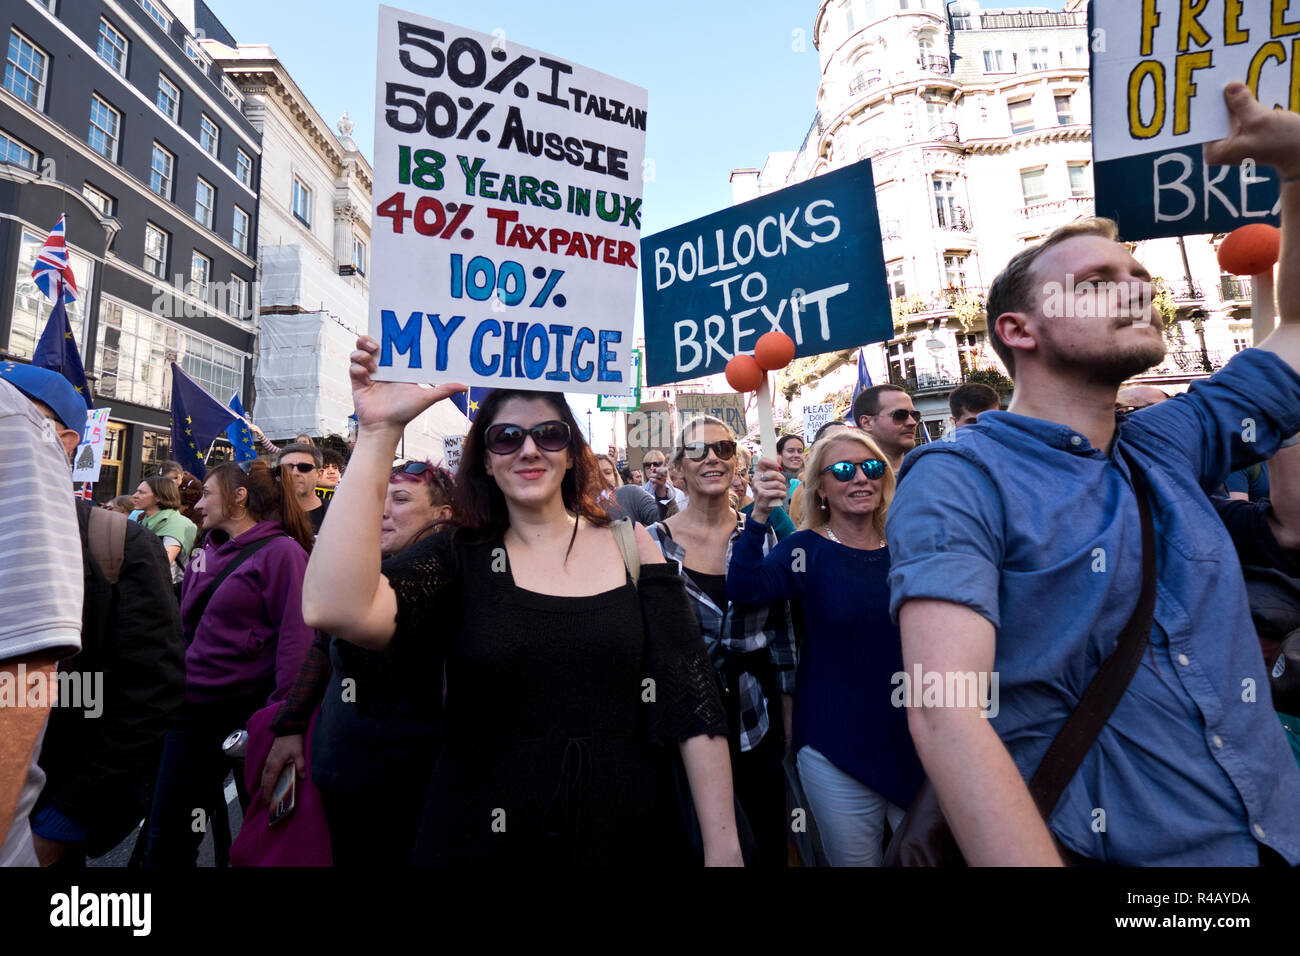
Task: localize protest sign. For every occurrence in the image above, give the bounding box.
[370,6,647,394]
[72,408,111,483]
[802,403,834,440]
[598,349,640,411]
[625,399,673,471]
[443,433,464,471]
[675,392,747,438]
[640,158,891,386]
[1091,0,1300,164]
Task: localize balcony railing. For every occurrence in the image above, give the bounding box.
[848,70,884,96]
[880,218,902,241]
[928,121,960,143]
[1171,281,1205,302]
[1166,350,1227,374]
[857,137,891,160]
[954,11,1088,30]
[918,55,951,74]
[887,363,1006,394]
[1220,276,1253,301]
[937,205,974,232]
[1016,196,1095,221]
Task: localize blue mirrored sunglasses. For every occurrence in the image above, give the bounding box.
[822,459,887,482]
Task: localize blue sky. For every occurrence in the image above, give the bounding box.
[209,0,1054,237]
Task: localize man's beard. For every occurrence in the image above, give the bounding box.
[1043,326,1167,386]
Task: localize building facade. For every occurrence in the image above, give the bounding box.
[734,0,1254,438]
[0,0,261,498]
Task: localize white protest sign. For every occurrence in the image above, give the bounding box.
[442,434,464,472]
[802,403,834,440]
[370,5,647,394]
[72,407,111,483]
[1092,0,1300,163]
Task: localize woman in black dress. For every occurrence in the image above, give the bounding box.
[302,336,741,866]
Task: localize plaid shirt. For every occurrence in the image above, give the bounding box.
[647,515,797,752]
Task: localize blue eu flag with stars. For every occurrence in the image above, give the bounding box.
[32,299,92,410]
[226,393,258,462]
[451,386,491,424]
[170,362,238,479]
[846,349,873,425]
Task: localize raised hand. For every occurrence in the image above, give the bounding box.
[1203,83,1300,179]
[350,336,466,431]
[750,456,787,523]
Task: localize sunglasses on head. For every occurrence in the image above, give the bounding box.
[822,459,887,482]
[393,461,430,476]
[682,439,737,462]
[878,409,923,424]
[484,420,572,455]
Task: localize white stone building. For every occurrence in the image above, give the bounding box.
[734,0,1256,438]
[203,40,465,460]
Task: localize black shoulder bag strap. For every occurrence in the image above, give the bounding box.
[186,535,281,625]
[1026,448,1158,819]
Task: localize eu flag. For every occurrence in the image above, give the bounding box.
[226,393,258,463]
[845,349,872,424]
[32,299,92,410]
[170,362,238,478]
[451,386,491,424]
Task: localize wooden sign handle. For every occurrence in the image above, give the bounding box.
[757,375,777,463]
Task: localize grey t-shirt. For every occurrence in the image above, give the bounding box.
[0,380,83,866]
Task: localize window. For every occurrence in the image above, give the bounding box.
[232,206,250,253]
[189,251,211,299]
[235,149,253,188]
[887,260,906,299]
[221,78,244,111]
[82,183,114,216]
[292,177,312,226]
[926,100,945,129]
[982,49,1006,73]
[199,114,219,157]
[157,74,180,122]
[352,236,367,275]
[944,253,971,289]
[149,143,173,199]
[1073,44,1088,67]
[96,19,129,76]
[0,129,37,171]
[140,0,172,32]
[33,0,56,10]
[1233,336,1250,353]
[88,95,121,162]
[194,178,215,229]
[144,223,168,278]
[229,275,249,319]
[888,341,917,383]
[1020,166,1049,205]
[185,38,210,73]
[1055,93,1074,125]
[5,30,49,110]
[957,331,988,375]
[1027,46,1050,71]
[1068,161,1091,197]
[1008,98,1035,134]
[933,174,959,230]
[9,230,94,360]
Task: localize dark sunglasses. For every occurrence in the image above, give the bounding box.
[822,459,887,482]
[878,409,923,424]
[682,439,737,462]
[393,461,430,476]
[485,420,572,455]
[282,461,317,474]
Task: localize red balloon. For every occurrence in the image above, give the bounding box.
[754,331,796,371]
[1218,224,1280,276]
[725,355,764,393]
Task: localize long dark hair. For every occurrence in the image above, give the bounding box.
[454,389,610,552]
[206,460,315,554]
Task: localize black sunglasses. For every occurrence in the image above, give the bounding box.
[682,440,737,462]
[393,461,430,476]
[822,459,887,482]
[878,409,923,424]
[485,420,572,455]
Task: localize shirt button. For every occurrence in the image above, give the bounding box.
[1178,653,1190,667]
[1070,436,1082,446]
[1213,735,1223,749]
[1254,824,1266,840]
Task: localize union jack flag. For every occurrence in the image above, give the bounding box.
[31,215,78,304]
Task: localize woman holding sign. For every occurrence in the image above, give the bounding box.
[302,336,741,866]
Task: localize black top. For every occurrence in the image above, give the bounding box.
[684,567,729,615]
[306,496,329,535]
[384,529,728,866]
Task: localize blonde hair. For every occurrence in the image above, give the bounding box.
[593,453,622,488]
[799,430,895,541]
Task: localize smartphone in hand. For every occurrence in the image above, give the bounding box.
[268,762,296,827]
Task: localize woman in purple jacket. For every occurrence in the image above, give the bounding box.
[143,460,316,867]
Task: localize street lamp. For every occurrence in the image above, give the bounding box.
[587,408,593,444]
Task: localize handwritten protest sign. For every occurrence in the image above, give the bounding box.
[72,408,111,484]
[675,392,747,438]
[442,433,464,472]
[370,6,646,394]
[640,159,891,386]
[1092,0,1300,163]
[802,403,834,440]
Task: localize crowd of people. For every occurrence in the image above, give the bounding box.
[2,83,1300,868]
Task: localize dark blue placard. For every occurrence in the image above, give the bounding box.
[641,158,891,387]
[1093,147,1282,242]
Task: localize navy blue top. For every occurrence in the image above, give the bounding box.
[886,348,1300,865]
[727,521,924,808]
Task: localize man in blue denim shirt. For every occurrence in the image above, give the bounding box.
[886,84,1300,866]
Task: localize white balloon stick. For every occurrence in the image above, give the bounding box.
[757,374,777,464]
